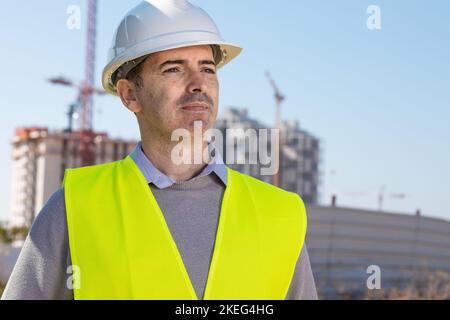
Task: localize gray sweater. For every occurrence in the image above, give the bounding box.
[2,173,317,300]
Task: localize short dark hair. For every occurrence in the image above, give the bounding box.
[125,57,147,91]
[112,55,148,91]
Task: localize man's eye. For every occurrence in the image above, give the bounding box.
[164,68,180,73]
[203,68,216,74]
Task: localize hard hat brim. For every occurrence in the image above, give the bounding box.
[102,39,242,96]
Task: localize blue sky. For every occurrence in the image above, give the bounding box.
[0,1,449,221]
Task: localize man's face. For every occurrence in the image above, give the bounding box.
[133,45,219,138]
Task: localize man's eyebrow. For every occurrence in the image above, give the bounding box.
[199,60,216,67]
[158,59,216,70]
[158,60,185,70]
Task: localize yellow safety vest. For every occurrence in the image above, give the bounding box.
[63,155,307,300]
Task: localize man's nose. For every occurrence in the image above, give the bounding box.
[186,71,207,93]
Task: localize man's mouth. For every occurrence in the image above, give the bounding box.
[181,103,209,112]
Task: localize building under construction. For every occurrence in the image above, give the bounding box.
[214,107,321,205]
[9,127,136,227]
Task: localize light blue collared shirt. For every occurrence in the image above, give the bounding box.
[130,142,228,189]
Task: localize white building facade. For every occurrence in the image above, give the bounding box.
[9,127,137,227]
[306,205,450,298]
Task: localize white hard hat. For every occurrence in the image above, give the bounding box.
[102,0,243,96]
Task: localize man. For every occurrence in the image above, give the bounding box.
[2,0,317,300]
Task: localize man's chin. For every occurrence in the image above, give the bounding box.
[183,119,211,133]
[168,121,212,145]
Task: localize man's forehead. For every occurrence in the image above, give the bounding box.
[149,45,215,64]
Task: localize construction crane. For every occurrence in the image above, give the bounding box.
[48,0,102,167]
[48,77,106,134]
[266,71,285,187]
[47,76,106,133]
[334,187,407,211]
[48,76,105,96]
[377,186,407,212]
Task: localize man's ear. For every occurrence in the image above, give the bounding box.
[116,79,142,114]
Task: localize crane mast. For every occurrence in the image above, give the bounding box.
[266,72,285,187]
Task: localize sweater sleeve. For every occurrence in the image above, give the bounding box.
[1,188,73,300]
[285,244,318,300]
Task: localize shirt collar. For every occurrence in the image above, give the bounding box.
[130,142,228,189]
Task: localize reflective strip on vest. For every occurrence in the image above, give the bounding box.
[63,156,307,300]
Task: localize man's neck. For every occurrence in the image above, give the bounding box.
[140,138,210,183]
